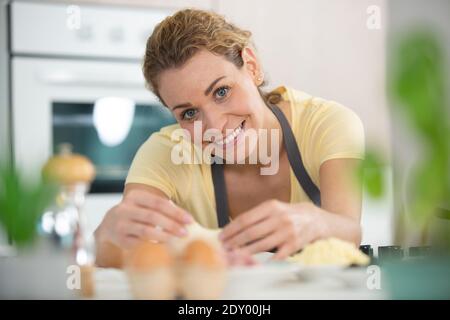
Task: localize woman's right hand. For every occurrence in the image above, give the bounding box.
[97,189,194,249]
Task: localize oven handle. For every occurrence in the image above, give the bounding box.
[39,71,145,88]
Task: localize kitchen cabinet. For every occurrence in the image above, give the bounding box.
[16,0,217,10]
[0,0,10,164]
[0,1,11,248]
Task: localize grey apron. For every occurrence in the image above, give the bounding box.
[211,103,321,228]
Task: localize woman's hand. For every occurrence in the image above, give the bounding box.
[96,189,193,249]
[225,248,259,267]
[219,200,328,260]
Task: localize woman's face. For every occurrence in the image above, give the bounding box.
[158,48,267,162]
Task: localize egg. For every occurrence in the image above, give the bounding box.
[180,238,226,268]
[124,241,177,300]
[178,239,227,300]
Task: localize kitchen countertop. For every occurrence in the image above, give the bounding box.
[93,253,387,300]
[0,248,387,299]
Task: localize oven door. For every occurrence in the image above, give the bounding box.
[12,57,175,232]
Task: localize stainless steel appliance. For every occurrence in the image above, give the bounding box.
[0,0,11,247]
[9,1,175,233]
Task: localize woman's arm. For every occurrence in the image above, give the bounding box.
[318,158,362,245]
[219,158,363,259]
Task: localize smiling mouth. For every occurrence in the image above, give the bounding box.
[213,120,246,147]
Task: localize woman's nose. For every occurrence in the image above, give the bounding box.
[203,109,225,132]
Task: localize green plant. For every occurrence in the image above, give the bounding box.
[359,29,450,246]
[0,162,58,248]
[389,30,450,224]
[356,149,386,199]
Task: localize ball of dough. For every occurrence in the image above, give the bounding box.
[288,237,370,266]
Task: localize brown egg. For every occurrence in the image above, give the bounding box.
[179,239,225,269]
[125,241,176,300]
[178,239,227,299]
[126,241,174,270]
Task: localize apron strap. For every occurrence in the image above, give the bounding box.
[211,103,321,228]
[267,104,322,207]
[211,160,230,228]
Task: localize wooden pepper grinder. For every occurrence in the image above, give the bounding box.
[42,143,96,298]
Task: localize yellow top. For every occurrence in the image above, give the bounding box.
[125,86,365,228]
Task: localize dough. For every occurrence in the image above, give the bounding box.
[287,237,370,266]
[169,221,222,253]
[186,222,221,242]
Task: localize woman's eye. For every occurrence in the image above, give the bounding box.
[214,86,230,100]
[181,109,197,120]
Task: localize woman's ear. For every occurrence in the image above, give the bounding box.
[241,46,264,85]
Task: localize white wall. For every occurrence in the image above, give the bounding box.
[217,0,389,156]
[217,0,393,246]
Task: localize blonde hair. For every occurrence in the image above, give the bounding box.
[142,9,281,106]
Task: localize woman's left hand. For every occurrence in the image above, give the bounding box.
[219,200,328,260]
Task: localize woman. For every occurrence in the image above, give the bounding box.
[95,9,365,268]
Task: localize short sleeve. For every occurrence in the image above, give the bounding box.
[309,100,365,168]
[125,132,191,202]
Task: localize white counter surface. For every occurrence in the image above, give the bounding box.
[93,253,387,300]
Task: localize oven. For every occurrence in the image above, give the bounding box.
[10,1,175,232]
